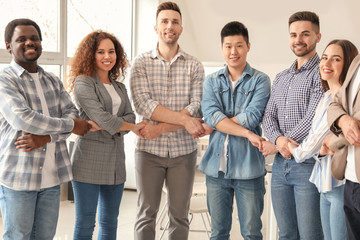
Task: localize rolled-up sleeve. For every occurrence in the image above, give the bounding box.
[184,61,204,117]
[236,74,270,131]
[130,56,160,119]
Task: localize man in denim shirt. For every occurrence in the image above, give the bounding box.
[199,21,270,239]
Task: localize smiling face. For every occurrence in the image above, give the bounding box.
[222,35,250,73]
[320,44,344,85]
[289,21,321,58]
[95,38,117,75]
[6,25,42,72]
[154,9,183,46]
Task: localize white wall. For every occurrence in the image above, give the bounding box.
[137,0,360,80]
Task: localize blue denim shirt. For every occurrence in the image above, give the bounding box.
[199,64,271,179]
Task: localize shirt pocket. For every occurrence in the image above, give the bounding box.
[212,86,230,111]
[234,86,255,113]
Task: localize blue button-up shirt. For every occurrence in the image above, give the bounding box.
[199,64,271,179]
[0,61,76,191]
[263,54,324,144]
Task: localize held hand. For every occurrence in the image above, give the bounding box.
[287,142,298,155]
[338,115,360,147]
[139,122,163,140]
[72,118,91,136]
[88,120,103,131]
[320,134,335,156]
[198,123,214,138]
[247,132,265,150]
[260,141,278,157]
[14,132,50,152]
[132,123,146,139]
[183,117,205,137]
[276,136,293,159]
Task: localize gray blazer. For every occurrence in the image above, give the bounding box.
[71,74,135,185]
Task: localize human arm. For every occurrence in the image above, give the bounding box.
[201,74,264,149]
[335,115,360,147]
[73,76,134,135]
[288,96,330,162]
[261,141,278,157]
[0,72,83,136]
[130,55,205,136]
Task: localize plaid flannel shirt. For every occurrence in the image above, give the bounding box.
[0,61,76,191]
[130,47,205,158]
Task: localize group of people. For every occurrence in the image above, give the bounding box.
[0,1,359,240]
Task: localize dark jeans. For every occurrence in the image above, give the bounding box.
[344,180,360,240]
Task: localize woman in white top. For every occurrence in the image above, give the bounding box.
[288,39,358,240]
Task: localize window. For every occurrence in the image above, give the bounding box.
[0,0,133,82]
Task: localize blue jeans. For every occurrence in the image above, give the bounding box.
[72,181,124,240]
[0,185,60,240]
[271,154,322,240]
[320,185,348,240]
[206,172,265,240]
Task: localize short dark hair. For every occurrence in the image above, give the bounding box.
[5,18,42,43]
[288,11,320,33]
[221,21,249,44]
[156,1,181,19]
[321,39,358,91]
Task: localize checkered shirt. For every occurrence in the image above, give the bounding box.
[130,47,205,158]
[263,54,324,144]
[0,61,76,191]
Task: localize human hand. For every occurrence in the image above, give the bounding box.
[319,134,335,156]
[260,140,278,157]
[338,115,360,147]
[287,142,298,155]
[132,122,146,139]
[183,117,205,137]
[15,132,50,152]
[139,122,163,140]
[88,120,103,131]
[72,118,91,136]
[247,132,265,150]
[276,136,297,159]
[198,123,214,138]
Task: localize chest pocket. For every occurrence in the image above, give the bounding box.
[234,86,255,113]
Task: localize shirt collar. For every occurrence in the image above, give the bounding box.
[151,44,185,62]
[289,53,320,73]
[218,62,253,80]
[10,60,43,77]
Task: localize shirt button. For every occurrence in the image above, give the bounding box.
[285,116,288,119]
[39,166,42,169]
[42,148,46,152]
[289,87,291,89]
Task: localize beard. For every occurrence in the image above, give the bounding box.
[291,41,317,57]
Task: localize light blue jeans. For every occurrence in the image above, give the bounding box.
[320,185,348,240]
[72,181,124,240]
[206,172,265,240]
[271,154,323,240]
[0,185,60,240]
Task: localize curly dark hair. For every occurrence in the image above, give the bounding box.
[68,30,128,91]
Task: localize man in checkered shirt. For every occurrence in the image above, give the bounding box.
[130,2,205,240]
[262,11,324,239]
[0,18,91,240]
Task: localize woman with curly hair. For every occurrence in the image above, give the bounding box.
[68,30,144,240]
